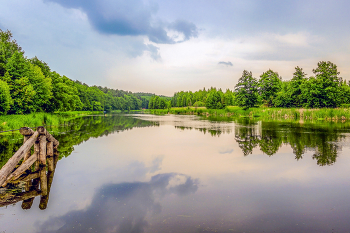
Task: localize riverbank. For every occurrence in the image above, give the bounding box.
[0,111,104,133]
[144,106,350,122]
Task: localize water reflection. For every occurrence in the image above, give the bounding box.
[171,118,347,166]
[37,173,198,233]
[234,121,343,166]
[0,115,158,169]
[0,152,59,210]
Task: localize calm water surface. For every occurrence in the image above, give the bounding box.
[1,114,350,233]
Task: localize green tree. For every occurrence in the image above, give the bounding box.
[205,89,224,109]
[0,80,12,114]
[258,69,282,106]
[312,61,342,107]
[11,77,36,114]
[27,63,53,111]
[273,81,293,107]
[0,29,23,77]
[235,70,258,108]
[290,66,306,107]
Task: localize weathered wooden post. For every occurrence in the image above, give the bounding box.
[47,140,54,172]
[34,139,40,171]
[37,126,47,167]
[20,127,34,162]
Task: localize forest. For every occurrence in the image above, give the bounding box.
[0,29,151,115]
[2,28,350,115]
[169,62,350,110]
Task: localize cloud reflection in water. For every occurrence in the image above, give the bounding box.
[37,173,198,233]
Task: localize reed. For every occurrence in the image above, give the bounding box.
[144,106,350,122]
[0,111,102,133]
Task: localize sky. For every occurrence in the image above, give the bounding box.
[1,0,350,96]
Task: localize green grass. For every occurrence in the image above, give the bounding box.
[0,111,104,133]
[143,106,350,122]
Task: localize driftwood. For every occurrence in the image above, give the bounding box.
[2,152,38,187]
[0,131,39,187]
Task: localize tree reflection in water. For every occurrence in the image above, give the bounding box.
[175,118,346,166]
[234,121,343,166]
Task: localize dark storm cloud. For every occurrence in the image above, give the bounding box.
[168,20,199,41]
[46,0,198,44]
[218,61,233,66]
[37,173,199,233]
[155,0,350,37]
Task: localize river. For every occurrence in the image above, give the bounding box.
[1,114,350,232]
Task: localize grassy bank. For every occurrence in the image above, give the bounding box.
[144,106,350,122]
[0,111,103,133]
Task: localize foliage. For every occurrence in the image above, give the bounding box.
[206,88,225,109]
[148,95,171,109]
[235,70,258,109]
[0,29,151,115]
[258,69,282,106]
[0,80,12,114]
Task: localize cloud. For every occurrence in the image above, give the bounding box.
[218,61,233,66]
[219,148,234,154]
[45,0,198,44]
[168,20,199,42]
[36,173,198,233]
[146,44,161,61]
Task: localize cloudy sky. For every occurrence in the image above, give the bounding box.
[1,0,350,96]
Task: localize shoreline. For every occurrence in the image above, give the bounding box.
[143,106,350,122]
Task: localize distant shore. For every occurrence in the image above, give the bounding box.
[144,106,350,122]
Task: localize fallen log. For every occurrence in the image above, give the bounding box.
[1,152,38,187]
[0,131,39,187]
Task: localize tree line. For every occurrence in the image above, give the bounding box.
[163,61,350,110]
[0,30,151,115]
[235,62,350,109]
[171,88,234,109]
[2,29,349,113]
